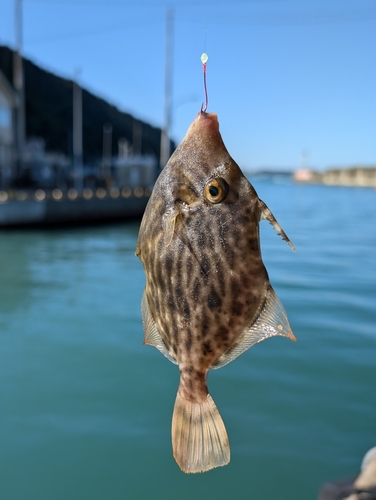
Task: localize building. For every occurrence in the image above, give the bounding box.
[0,69,16,188]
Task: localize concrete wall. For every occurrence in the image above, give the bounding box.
[294,167,376,188]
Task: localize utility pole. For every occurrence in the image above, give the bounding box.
[13,0,25,178]
[159,6,174,169]
[102,122,112,181]
[73,68,83,191]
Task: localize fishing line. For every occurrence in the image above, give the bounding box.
[200,52,209,112]
[201,11,209,112]
[204,11,207,53]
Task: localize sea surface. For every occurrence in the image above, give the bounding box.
[0,181,375,500]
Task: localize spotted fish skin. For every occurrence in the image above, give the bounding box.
[136,111,295,474]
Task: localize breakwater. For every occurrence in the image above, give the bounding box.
[294,166,376,187]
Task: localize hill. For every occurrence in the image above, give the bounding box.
[0,45,173,164]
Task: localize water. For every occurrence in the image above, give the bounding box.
[0,182,375,500]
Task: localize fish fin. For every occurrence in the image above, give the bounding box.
[258,199,296,252]
[135,242,141,257]
[164,210,179,248]
[172,391,230,474]
[212,286,296,370]
[141,291,177,365]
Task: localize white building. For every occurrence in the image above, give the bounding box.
[0,70,16,187]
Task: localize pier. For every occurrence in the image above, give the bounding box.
[0,186,150,227]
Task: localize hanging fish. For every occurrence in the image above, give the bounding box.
[136,54,296,474]
[136,109,296,473]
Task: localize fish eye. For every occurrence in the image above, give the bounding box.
[204,178,229,204]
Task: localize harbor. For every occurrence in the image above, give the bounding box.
[1,181,375,500]
[1,0,376,498]
[0,44,167,227]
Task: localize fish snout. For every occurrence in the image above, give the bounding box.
[192,111,219,134]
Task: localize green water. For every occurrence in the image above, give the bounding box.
[0,182,375,499]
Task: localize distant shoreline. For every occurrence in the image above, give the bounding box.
[247,167,376,188]
[293,166,376,188]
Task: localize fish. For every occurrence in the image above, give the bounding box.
[136,111,296,474]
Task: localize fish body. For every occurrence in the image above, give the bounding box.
[136,112,295,473]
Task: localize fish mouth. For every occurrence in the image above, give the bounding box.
[192,111,220,134]
[196,111,218,123]
[181,111,221,145]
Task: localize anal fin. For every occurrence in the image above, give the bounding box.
[141,291,177,365]
[212,286,296,370]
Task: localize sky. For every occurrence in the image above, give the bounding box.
[1,0,375,171]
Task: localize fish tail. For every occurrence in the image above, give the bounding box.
[171,388,230,473]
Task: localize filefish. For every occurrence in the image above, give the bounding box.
[136,111,296,474]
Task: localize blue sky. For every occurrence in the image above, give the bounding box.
[1,0,375,171]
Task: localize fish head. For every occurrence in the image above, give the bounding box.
[158,111,259,231]
[137,110,294,260]
[136,111,265,262]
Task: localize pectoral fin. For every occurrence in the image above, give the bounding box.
[163,209,179,248]
[141,291,177,365]
[212,286,296,370]
[258,199,296,252]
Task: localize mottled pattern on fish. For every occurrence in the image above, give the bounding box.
[136,112,295,473]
